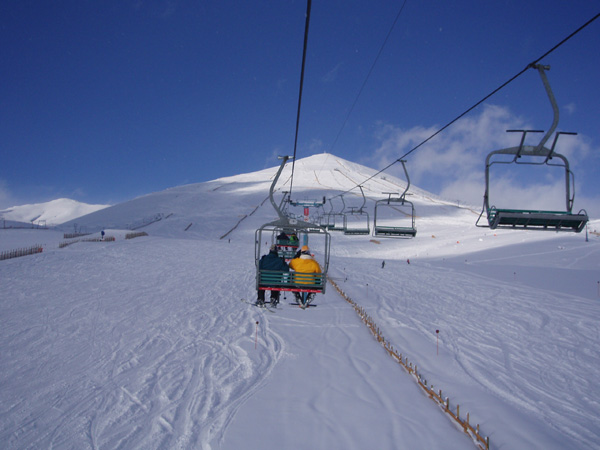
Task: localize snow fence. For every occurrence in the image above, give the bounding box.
[0,245,43,261]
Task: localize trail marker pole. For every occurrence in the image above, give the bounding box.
[585,224,588,242]
[255,321,259,349]
[436,329,439,355]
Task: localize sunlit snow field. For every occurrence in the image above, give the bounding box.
[1,154,599,449]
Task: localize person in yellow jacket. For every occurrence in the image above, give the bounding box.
[289,245,321,278]
[289,245,321,307]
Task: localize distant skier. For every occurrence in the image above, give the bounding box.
[407,258,410,265]
[256,244,289,307]
[101,230,105,241]
[381,260,385,269]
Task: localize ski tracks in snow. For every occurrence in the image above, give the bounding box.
[335,258,600,448]
[0,239,283,450]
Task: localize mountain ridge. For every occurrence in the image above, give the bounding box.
[0,198,109,226]
[56,153,473,237]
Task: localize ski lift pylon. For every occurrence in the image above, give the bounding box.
[476,65,588,232]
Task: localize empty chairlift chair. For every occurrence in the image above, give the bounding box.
[373,160,417,238]
[476,64,588,233]
[343,186,371,235]
[325,196,346,231]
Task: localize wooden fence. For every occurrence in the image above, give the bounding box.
[63,232,91,239]
[0,245,43,261]
[125,232,148,239]
[59,236,116,248]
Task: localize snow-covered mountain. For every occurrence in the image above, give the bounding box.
[0,198,109,226]
[1,153,599,449]
[58,153,473,237]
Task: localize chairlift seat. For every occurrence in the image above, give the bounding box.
[258,269,325,293]
[488,208,588,232]
[343,228,371,235]
[374,225,417,237]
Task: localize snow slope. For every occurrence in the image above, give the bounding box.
[0,198,109,226]
[1,153,599,449]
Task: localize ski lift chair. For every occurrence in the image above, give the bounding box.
[325,197,346,231]
[343,207,371,235]
[373,160,417,237]
[476,65,588,233]
[255,156,331,308]
[343,186,371,235]
[256,219,330,300]
[373,194,417,237]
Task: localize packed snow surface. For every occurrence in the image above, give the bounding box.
[1,154,599,449]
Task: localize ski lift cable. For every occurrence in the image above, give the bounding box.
[289,0,312,198]
[315,0,408,182]
[328,0,408,155]
[327,11,600,201]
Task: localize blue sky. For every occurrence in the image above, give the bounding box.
[1,1,599,215]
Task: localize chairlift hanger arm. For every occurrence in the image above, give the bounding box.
[357,185,366,212]
[533,64,559,157]
[336,195,346,213]
[269,156,293,222]
[399,160,411,201]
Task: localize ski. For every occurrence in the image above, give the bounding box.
[240,299,276,313]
